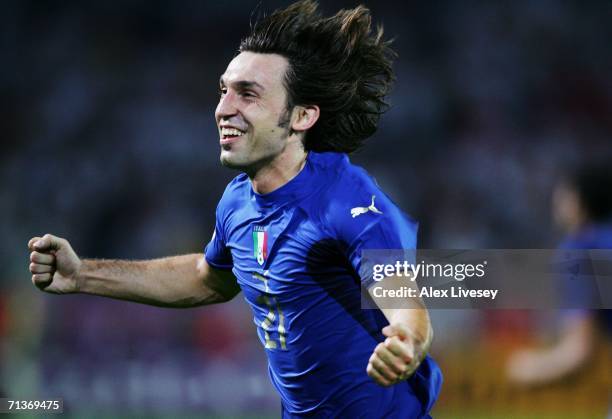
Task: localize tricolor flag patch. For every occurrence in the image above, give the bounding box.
[253,226,268,265]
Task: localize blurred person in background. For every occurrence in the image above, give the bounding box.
[506,155,612,391]
[26,1,441,417]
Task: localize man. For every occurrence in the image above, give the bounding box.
[28,1,442,417]
[507,156,611,389]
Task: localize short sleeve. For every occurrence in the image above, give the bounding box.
[204,211,233,270]
[331,190,418,288]
[556,246,601,313]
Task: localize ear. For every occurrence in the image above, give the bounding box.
[291,105,320,132]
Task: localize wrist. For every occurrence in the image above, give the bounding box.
[405,325,432,362]
[399,326,432,381]
[72,259,86,293]
[389,319,432,367]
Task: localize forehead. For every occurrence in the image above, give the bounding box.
[221,52,288,90]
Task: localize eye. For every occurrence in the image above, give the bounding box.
[219,87,227,96]
[240,91,256,98]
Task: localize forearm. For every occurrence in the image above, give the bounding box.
[370,275,433,357]
[541,315,595,378]
[76,254,225,308]
[367,291,434,386]
[506,315,595,385]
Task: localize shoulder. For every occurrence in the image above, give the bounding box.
[312,152,381,203]
[216,173,251,218]
[312,153,416,240]
[560,223,612,249]
[316,153,402,215]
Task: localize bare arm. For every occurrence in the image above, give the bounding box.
[506,314,596,385]
[77,254,239,307]
[366,276,433,387]
[28,234,239,308]
[381,306,433,365]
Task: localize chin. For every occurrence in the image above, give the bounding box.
[220,152,247,171]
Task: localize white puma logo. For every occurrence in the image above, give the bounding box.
[351,195,383,218]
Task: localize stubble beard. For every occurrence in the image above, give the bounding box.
[219,107,294,173]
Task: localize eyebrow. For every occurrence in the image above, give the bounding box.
[219,76,265,91]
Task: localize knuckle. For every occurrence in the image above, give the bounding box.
[380,366,392,378]
[389,335,401,344]
[37,273,50,281]
[375,364,387,376]
[394,323,408,335]
[385,339,399,350]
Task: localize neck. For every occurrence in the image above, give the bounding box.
[249,142,308,195]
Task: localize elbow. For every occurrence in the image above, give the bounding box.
[210,288,239,304]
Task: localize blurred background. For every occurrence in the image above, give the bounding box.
[1,0,610,417]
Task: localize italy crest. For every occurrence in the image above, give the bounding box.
[253,226,268,265]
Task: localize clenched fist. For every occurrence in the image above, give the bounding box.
[28,234,81,294]
[367,323,426,387]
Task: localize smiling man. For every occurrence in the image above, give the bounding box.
[28,1,442,417]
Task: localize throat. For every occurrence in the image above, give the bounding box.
[250,151,308,195]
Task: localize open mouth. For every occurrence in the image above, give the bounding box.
[220,127,246,142]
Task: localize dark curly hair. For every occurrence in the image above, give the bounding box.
[239,0,396,153]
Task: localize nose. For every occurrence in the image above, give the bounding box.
[215,91,238,122]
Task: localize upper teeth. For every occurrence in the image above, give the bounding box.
[222,127,245,137]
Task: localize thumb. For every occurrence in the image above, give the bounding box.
[33,234,63,252]
[382,324,410,340]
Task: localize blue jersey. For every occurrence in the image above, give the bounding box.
[205,152,442,418]
[558,223,612,335]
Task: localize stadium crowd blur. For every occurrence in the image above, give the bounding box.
[1,1,610,417]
